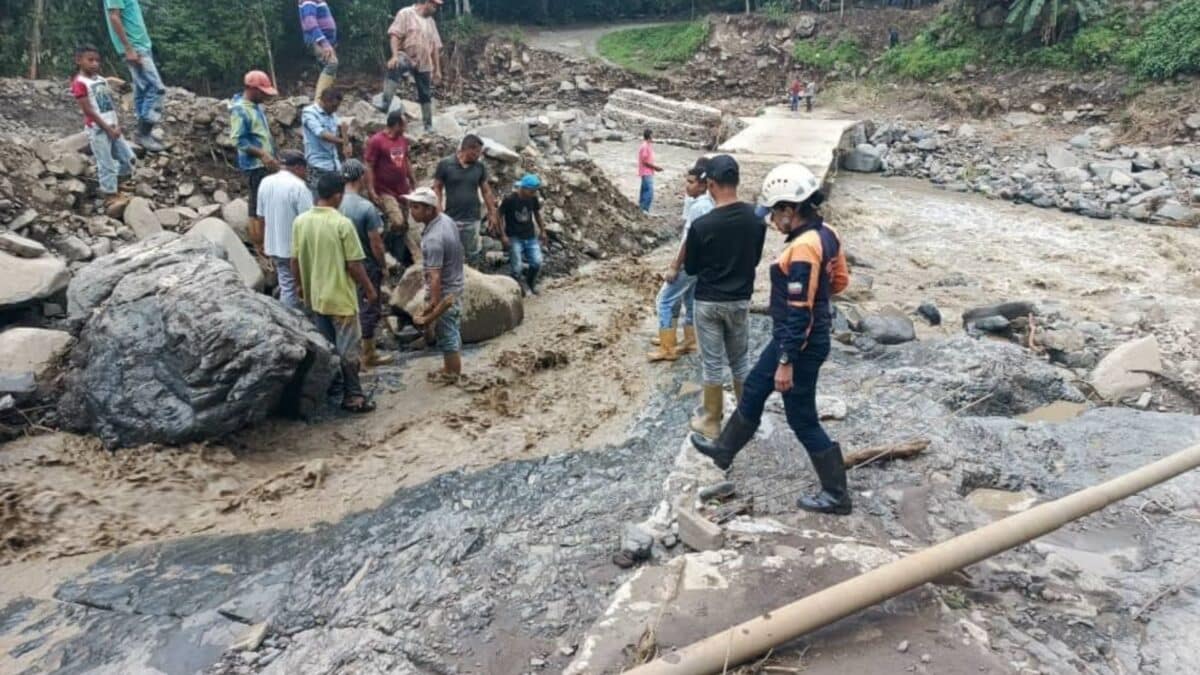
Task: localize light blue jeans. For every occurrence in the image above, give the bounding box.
[272,256,301,310]
[129,49,165,124]
[656,271,696,329]
[694,299,752,386]
[639,175,654,213]
[508,237,543,278]
[88,126,135,195]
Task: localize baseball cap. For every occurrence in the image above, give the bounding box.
[401,187,439,207]
[279,150,307,167]
[244,70,278,96]
[341,159,367,181]
[702,154,739,185]
[518,174,542,190]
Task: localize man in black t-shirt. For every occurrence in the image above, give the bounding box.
[499,173,547,294]
[683,154,767,439]
[433,134,499,267]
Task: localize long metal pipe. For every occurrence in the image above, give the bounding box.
[629,443,1200,674]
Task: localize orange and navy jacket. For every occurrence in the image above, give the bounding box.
[770,220,850,355]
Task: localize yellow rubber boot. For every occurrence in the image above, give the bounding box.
[651,320,677,346]
[647,329,680,362]
[315,72,336,100]
[679,325,698,355]
[689,385,724,439]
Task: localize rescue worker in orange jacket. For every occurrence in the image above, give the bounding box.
[691,163,853,515]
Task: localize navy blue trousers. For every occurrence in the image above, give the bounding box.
[738,336,833,455]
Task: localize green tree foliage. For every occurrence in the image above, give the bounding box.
[1004,0,1105,45]
[792,37,866,71]
[597,22,711,74]
[1119,0,1200,80]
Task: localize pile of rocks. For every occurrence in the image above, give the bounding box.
[842,118,1200,225]
[603,89,724,147]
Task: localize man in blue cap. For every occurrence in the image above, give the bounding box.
[499,174,548,295]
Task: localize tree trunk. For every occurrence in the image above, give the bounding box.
[745,0,752,14]
[463,0,473,15]
[28,0,45,79]
[540,0,551,21]
[257,1,278,88]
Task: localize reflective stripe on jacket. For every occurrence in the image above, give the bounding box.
[770,221,850,356]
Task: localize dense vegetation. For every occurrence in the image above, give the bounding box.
[880,0,1200,81]
[596,22,712,74]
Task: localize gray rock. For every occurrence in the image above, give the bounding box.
[481,138,521,163]
[1090,336,1161,400]
[1069,134,1092,149]
[1108,170,1135,187]
[1089,160,1133,183]
[1135,170,1168,190]
[1127,186,1174,207]
[962,301,1036,328]
[860,307,916,345]
[389,266,523,345]
[57,236,93,262]
[1045,145,1081,170]
[917,302,942,326]
[843,144,882,173]
[0,327,73,394]
[619,524,653,562]
[60,234,337,448]
[0,232,48,258]
[969,315,1011,333]
[472,121,531,151]
[123,197,163,240]
[916,137,940,152]
[220,199,251,243]
[1154,201,1195,223]
[184,218,265,290]
[1054,167,1090,184]
[1004,112,1039,128]
[1186,112,1200,131]
[0,250,69,309]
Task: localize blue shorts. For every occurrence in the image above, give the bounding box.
[435,298,463,354]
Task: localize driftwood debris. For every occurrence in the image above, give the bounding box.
[844,439,930,469]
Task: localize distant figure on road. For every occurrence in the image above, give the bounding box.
[298,0,339,100]
[889,27,901,49]
[638,129,663,213]
[789,76,804,113]
[433,134,499,267]
[383,0,445,133]
[103,0,166,152]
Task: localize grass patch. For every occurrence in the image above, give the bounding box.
[880,35,978,79]
[793,37,867,71]
[1120,0,1200,80]
[597,22,710,74]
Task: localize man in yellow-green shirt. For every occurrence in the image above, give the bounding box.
[291,172,379,414]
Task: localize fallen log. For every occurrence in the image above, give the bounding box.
[843,439,930,468]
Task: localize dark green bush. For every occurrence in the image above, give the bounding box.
[1120,0,1200,79]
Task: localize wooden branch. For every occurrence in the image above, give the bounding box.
[844,439,930,469]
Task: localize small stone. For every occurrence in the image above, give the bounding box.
[897,640,910,653]
[917,302,942,326]
[619,523,654,561]
[921,654,932,664]
[1030,102,1047,114]
[0,232,48,258]
[677,506,724,551]
[1186,112,1200,131]
[970,315,1011,333]
[1134,392,1152,410]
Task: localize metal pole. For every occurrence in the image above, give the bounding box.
[629,443,1200,674]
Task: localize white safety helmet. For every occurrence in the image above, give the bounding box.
[759,163,820,209]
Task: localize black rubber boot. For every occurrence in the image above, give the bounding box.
[797,443,852,515]
[525,267,540,295]
[690,410,758,471]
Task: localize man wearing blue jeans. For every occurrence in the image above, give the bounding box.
[104,0,166,153]
[499,174,547,295]
[648,159,714,362]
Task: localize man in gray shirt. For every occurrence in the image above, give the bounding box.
[432,134,499,267]
[404,186,466,379]
[340,159,392,367]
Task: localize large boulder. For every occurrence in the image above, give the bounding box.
[0,327,73,401]
[0,250,69,310]
[1090,336,1161,401]
[184,218,265,290]
[859,306,916,345]
[842,144,882,173]
[472,120,531,150]
[389,266,523,345]
[60,233,337,448]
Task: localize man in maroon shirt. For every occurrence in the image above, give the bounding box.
[365,110,419,264]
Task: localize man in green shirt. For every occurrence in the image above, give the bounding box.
[291,173,379,414]
[103,0,166,153]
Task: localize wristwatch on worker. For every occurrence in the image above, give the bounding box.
[778,352,791,366]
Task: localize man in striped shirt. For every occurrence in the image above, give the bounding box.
[298,0,338,100]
